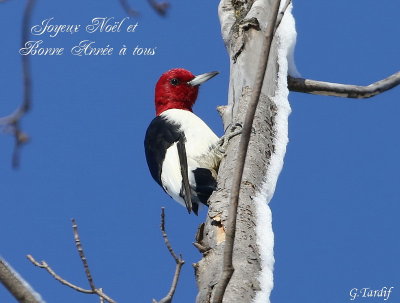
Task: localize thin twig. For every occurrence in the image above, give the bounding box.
[160,208,181,262]
[71,218,96,291]
[99,288,105,303]
[27,220,117,303]
[212,1,285,302]
[148,0,170,16]
[0,0,35,168]
[118,0,169,17]
[0,257,44,303]
[288,71,400,98]
[27,255,116,303]
[21,0,34,114]
[27,255,94,294]
[153,208,185,303]
[117,0,139,16]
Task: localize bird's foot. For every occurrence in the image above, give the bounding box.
[216,123,242,156]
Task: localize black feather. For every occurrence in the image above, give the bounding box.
[144,116,181,187]
[177,134,193,213]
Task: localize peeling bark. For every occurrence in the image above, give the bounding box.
[194,1,283,302]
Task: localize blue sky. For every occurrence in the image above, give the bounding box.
[1,1,399,302]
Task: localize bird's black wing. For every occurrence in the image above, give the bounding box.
[144,116,181,187]
[193,167,217,206]
[144,116,194,214]
[176,134,193,214]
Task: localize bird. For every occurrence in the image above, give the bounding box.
[144,68,221,215]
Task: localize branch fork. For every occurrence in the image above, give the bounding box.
[27,219,116,303]
[153,207,185,303]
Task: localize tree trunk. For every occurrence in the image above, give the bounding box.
[194,0,296,302]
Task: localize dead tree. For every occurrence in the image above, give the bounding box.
[194,1,295,302]
[1,1,398,302]
[194,1,399,303]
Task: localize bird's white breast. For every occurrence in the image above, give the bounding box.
[160,109,219,206]
[161,109,219,158]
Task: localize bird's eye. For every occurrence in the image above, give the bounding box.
[170,78,180,86]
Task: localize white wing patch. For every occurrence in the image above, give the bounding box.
[160,109,220,208]
[162,109,219,159]
[161,142,203,207]
[161,142,186,206]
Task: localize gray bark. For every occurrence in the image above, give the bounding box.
[194,0,286,302]
[0,258,44,303]
[287,72,400,98]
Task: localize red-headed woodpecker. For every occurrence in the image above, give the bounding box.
[144,68,220,215]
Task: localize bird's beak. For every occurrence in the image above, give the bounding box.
[187,71,219,86]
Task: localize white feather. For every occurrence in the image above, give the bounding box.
[160,109,219,205]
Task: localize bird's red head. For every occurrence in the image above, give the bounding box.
[154,68,218,116]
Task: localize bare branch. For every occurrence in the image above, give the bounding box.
[118,0,169,17]
[27,255,116,303]
[71,218,96,291]
[99,288,105,303]
[153,208,185,303]
[288,71,400,98]
[21,0,34,114]
[0,0,35,168]
[0,258,44,303]
[26,255,94,294]
[27,220,117,303]
[117,0,139,16]
[212,1,284,302]
[160,208,181,263]
[148,0,170,16]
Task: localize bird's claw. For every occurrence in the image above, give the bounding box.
[216,123,243,155]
